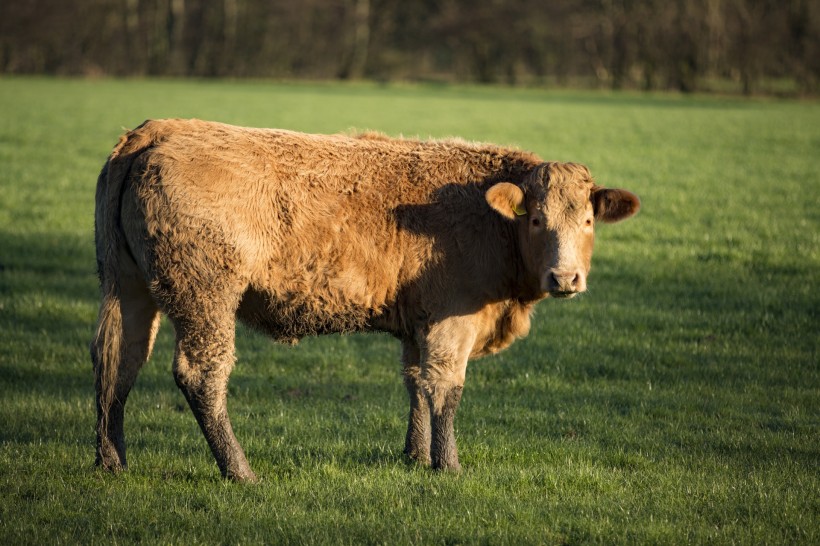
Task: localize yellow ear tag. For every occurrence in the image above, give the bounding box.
[513,204,527,216]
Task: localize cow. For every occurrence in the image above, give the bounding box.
[91,119,639,482]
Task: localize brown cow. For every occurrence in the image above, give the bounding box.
[91,119,639,481]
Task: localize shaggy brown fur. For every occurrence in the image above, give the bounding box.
[91,119,640,480]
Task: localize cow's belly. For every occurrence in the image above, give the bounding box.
[236,287,377,342]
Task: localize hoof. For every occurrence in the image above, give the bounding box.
[225,468,259,483]
[95,457,126,474]
[432,460,462,473]
[95,447,126,474]
[404,449,432,467]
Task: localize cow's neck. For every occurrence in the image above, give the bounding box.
[505,223,544,305]
[473,213,542,305]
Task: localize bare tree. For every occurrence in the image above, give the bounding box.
[1,0,817,94]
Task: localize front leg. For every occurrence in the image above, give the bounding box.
[402,340,431,465]
[419,317,476,472]
[428,382,463,471]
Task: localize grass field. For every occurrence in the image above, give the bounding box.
[0,77,818,544]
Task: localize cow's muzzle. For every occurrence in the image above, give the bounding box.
[546,270,586,298]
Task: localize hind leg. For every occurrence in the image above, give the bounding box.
[93,275,160,472]
[171,315,256,482]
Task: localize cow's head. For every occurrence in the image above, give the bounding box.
[486,162,639,299]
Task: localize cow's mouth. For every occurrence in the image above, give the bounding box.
[549,291,578,299]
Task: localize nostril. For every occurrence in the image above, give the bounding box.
[571,273,580,288]
[550,272,568,291]
[574,272,588,292]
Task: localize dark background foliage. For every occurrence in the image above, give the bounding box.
[1,1,818,93]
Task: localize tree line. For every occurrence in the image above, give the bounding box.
[1,0,817,94]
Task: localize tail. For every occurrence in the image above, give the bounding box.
[91,121,160,435]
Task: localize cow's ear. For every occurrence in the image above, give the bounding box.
[591,186,640,223]
[486,182,526,220]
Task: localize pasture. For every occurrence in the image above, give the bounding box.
[0,77,817,544]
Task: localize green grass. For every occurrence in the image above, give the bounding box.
[0,77,818,544]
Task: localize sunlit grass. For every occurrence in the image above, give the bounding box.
[0,77,817,544]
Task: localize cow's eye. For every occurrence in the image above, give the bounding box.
[585,218,593,226]
[531,217,541,227]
